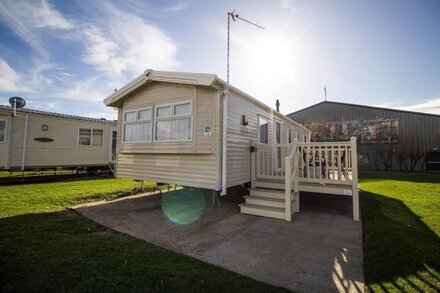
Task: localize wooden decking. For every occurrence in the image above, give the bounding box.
[242,138,359,222]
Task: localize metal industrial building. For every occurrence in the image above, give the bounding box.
[288,101,440,171]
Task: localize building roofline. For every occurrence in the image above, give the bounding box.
[103,69,309,132]
[287,100,440,118]
[0,105,117,124]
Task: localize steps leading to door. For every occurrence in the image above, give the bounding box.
[249,188,284,199]
[239,203,285,220]
[240,185,287,220]
[254,180,285,190]
[243,195,284,208]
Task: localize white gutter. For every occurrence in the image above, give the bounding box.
[221,88,228,196]
[21,114,29,171]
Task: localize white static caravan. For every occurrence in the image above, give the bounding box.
[105,70,360,222]
[0,105,117,171]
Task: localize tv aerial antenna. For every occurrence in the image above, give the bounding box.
[227,10,264,85]
[9,96,26,116]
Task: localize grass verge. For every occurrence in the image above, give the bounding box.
[0,178,285,292]
[361,171,440,292]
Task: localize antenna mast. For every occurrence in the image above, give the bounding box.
[227,10,264,84]
[324,87,327,101]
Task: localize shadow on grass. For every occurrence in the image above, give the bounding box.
[0,210,285,292]
[361,190,440,292]
[360,171,440,184]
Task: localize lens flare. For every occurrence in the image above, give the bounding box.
[161,188,206,225]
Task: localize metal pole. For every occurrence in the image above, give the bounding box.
[227,12,231,84]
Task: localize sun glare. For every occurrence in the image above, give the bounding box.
[231,30,305,104]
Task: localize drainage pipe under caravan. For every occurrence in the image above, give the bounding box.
[221,88,228,196]
[21,114,29,171]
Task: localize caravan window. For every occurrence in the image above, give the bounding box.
[0,120,6,142]
[123,108,152,142]
[124,111,136,122]
[275,121,282,144]
[155,101,192,142]
[156,105,172,118]
[258,116,268,144]
[78,128,103,146]
[288,128,292,143]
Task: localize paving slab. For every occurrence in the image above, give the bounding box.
[73,189,364,292]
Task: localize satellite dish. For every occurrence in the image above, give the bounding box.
[9,96,26,108]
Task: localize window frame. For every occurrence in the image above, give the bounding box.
[257,114,269,144]
[122,107,153,143]
[0,119,7,143]
[155,103,173,119]
[173,100,193,117]
[154,100,193,143]
[77,127,104,147]
[288,128,292,143]
[274,119,282,144]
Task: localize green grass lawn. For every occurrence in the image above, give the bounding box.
[361,171,440,292]
[0,178,285,292]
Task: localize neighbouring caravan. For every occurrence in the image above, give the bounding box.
[104,70,361,222]
[0,105,117,171]
[104,70,309,192]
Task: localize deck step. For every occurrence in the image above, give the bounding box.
[254,180,285,190]
[249,188,285,199]
[244,195,285,208]
[239,203,285,220]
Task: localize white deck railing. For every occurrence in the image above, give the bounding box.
[254,139,357,185]
[255,143,291,179]
[251,137,359,221]
[297,141,354,185]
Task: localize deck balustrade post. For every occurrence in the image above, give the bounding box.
[251,141,256,188]
[351,137,360,221]
[285,156,292,221]
[293,138,300,213]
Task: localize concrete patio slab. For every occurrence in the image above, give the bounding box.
[73,189,364,292]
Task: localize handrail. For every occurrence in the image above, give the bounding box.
[284,138,299,221]
[288,143,297,157]
[255,143,294,148]
[297,141,353,146]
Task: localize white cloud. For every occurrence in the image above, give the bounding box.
[280,0,296,12]
[82,111,117,121]
[0,0,179,110]
[26,100,62,111]
[164,1,189,12]
[55,77,110,103]
[0,58,32,93]
[0,57,57,96]
[397,98,440,115]
[32,0,73,29]
[80,4,178,77]
[0,0,73,54]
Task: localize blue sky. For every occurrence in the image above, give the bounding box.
[0,0,439,119]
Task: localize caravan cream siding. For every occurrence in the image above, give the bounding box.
[226,91,309,188]
[0,113,11,169]
[116,82,222,190]
[6,112,115,169]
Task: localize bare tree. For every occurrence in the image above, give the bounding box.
[375,143,396,171]
[406,141,425,171]
[395,144,409,171]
